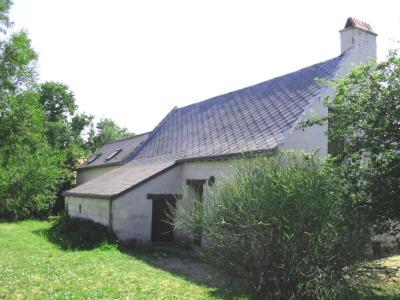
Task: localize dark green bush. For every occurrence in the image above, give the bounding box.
[174,152,375,299]
[46,215,116,250]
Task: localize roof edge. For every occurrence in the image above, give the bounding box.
[110,162,179,199]
[77,161,123,170]
[127,106,178,161]
[102,131,151,145]
[177,148,278,163]
[63,161,179,200]
[176,53,346,112]
[62,191,111,199]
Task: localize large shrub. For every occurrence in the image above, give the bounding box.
[46,215,116,250]
[174,152,374,299]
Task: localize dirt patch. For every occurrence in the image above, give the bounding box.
[144,246,237,289]
[151,256,230,286]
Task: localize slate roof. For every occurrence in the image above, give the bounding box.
[65,154,178,199]
[66,54,346,198]
[133,54,345,161]
[78,132,149,169]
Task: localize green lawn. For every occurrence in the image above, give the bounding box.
[0,221,239,299]
[1,221,400,299]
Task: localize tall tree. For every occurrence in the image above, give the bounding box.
[304,51,400,232]
[0,0,63,219]
[37,82,94,212]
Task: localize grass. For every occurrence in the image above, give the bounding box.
[1,220,400,299]
[367,255,400,299]
[0,220,243,299]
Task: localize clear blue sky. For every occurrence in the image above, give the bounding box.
[10,0,400,133]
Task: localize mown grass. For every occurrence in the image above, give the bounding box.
[0,220,242,299]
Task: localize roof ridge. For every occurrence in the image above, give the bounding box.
[127,106,178,161]
[176,54,345,111]
[103,132,150,145]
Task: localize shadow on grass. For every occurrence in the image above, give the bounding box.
[118,244,249,299]
[34,216,248,299]
[34,216,400,299]
[34,215,117,250]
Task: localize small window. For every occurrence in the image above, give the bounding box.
[105,148,122,161]
[79,204,82,213]
[86,153,101,164]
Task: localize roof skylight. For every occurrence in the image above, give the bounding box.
[105,149,122,161]
[86,153,101,164]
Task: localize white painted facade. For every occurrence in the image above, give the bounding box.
[67,20,378,242]
[111,166,181,241]
[66,196,110,226]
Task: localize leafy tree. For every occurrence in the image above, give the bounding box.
[37,82,94,212]
[303,51,400,232]
[88,118,133,152]
[38,82,93,161]
[0,91,62,219]
[0,0,134,219]
[0,5,64,219]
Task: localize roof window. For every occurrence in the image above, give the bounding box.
[105,149,122,161]
[86,153,101,164]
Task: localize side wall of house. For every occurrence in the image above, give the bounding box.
[280,95,329,158]
[111,166,182,241]
[110,159,236,242]
[65,196,110,227]
[76,165,119,185]
[281,50,358,158]
[180,159,235,184]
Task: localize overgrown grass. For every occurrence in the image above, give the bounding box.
[0,220,241,299]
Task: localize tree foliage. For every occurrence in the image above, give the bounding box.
[173,152,375,298]
[0,1,133,219]
[305,52,400,232]
[37,82,94,212]
[88,118,133,152]
[0,4,63,219]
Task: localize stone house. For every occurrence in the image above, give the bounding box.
[64,18,377,243]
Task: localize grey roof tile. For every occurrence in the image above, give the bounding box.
[78,132,150,169]
[67,54,344,198]
[134,55,344,160]
[64,154,178,198]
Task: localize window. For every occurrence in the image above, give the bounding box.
[86,153,101,164]
[105,148,122,160]
[79,204,82,213]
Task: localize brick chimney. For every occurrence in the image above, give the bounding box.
[340,17,377,63]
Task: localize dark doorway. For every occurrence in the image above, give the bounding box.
[148,194,179,242]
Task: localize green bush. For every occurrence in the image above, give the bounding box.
[174,152,375,299]
[46,215,116,250]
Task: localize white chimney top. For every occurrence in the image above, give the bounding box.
[340,17,377,63]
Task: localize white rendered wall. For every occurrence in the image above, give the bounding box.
[76,165,119,185]
[280,94,329,158]
[281,39,374,158]
[65,196,110,227]
[110,159,237,242]
[340,28,377,64]
[180,159,235,186]
[111,166,182,241]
